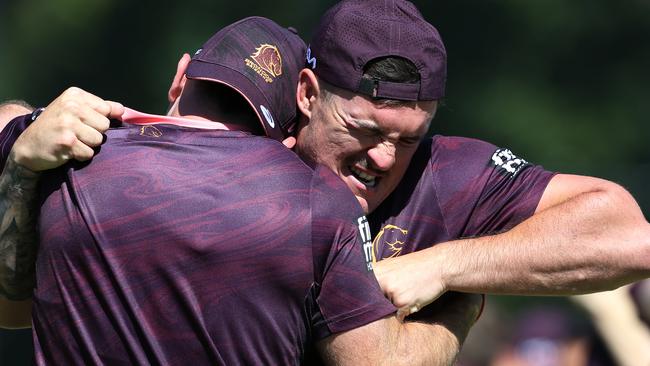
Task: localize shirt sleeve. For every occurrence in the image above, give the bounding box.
[432,136,556,237]
[308,166,396,340]
[0,113,33,169]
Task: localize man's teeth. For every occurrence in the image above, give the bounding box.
[351,166,376,187]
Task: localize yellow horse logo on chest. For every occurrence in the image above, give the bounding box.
[372,224,409,263]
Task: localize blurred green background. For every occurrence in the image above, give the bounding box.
[1,0,648,364]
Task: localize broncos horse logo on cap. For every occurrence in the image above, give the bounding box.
[252,44,283,77]
[245,44,282,83]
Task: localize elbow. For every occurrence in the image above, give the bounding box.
[593,181,648,235]
[586,182,650,283]
[600,182,644,220]
[606,184,650,276]
[611,184,650,269]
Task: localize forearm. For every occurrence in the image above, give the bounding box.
[319,293,480,366]
[391,321,462,366]
[320,319,461,366]
[398,293,481,365]
[0,151,41,301]
[441,183,650,295]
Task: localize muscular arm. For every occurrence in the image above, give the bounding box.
[318,293,482,366]
[444,174,650,293]
[0,90,123,328]
[376,174,650,314]
[0,101,37,328]
[0,152,41,328]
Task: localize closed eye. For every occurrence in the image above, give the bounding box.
[399,136,422,147]
[345,119,383,138]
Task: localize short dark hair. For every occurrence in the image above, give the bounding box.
[318,57,425,108]
[362,57,420,107]
[362,56,420,84]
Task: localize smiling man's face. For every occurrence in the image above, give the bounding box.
[295,83,436,214]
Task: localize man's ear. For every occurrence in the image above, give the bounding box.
[168,53,192,103]
[296,68,320,120]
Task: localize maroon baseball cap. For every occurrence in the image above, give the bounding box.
[186,16,306,141]
[307,0,446,101]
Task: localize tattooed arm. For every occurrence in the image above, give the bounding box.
[0,151,41,329]
[0,101,37,328]
[0,91,122,328]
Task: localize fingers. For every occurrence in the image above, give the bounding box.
[50,87,123,133]
[105,100,125,120]
[73,121,105,148]
[81,96,124,122]
[68,139,96,162]
[71,102,111,137]
[396,304,420,322]
[50,88,125,147]
[13,87,121,171]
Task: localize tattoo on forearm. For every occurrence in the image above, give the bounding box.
[0,153,40,301]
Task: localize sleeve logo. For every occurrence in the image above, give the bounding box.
[357,216,374,272]
[491,148,530,177]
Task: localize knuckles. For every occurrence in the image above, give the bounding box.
[55,131,78,149]
[61,86,85,99]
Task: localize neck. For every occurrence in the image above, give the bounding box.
[165,101,247,131]
[168,94,259,134]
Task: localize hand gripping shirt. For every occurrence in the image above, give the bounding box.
[29,123,395,365]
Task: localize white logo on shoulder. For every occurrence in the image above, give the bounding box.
[491,148,530,177]
[260,105,275,128]
[306,46,317,69]
[357,216,373,272]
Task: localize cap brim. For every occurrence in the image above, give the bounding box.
[185,60,284,141]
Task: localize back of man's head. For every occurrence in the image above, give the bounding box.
[185,16,306,141]
[306,0,446,103]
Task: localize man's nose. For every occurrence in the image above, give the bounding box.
[366,140,396,172]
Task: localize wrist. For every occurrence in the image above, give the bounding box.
[429,242,457,293]
[6,150,41,181]
[8,147,40,177]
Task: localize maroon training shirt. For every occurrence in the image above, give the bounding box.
[31,123,395,365]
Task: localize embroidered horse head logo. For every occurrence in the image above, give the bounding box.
[250,44,283,78]
[372,224,409,262]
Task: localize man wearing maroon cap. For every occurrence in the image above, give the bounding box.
[294,0,649,359]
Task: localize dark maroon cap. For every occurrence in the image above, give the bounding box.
[307,0,446,101]
[186,16,306,141]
